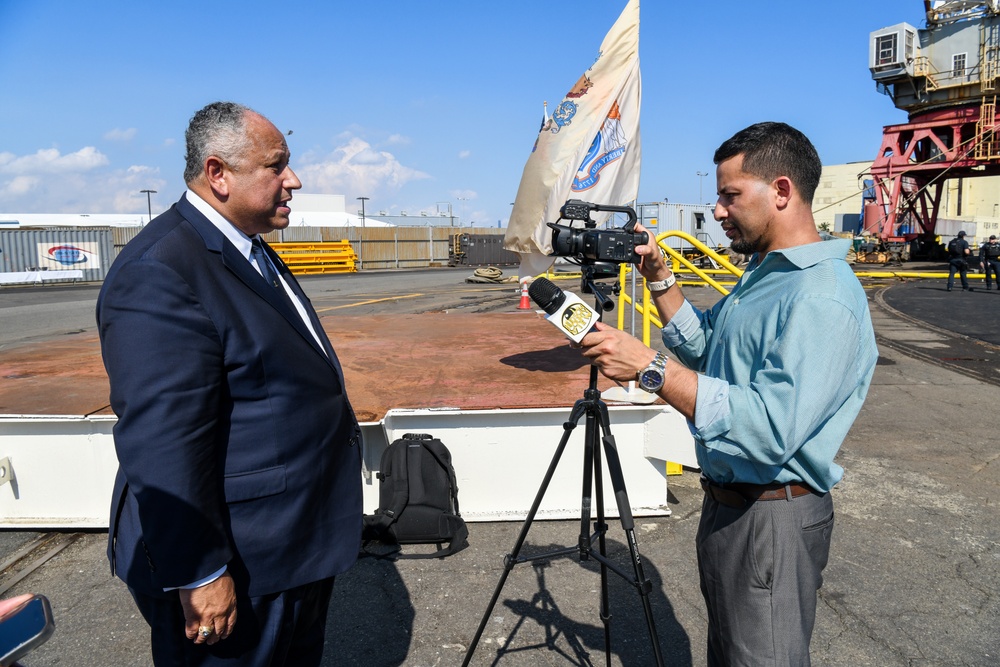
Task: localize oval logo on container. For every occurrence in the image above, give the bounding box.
[45,245,91,265]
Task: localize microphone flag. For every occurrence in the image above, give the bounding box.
[528,277,600,344]
[505,0,642,280]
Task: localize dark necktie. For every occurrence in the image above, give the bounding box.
[251,238,280,288]
[250,237,333,361]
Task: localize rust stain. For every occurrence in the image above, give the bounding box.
[0,335,112,415]
[0,312,636,420]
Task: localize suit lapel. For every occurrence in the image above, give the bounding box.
[176,196,338,369]
[270,249,347,375]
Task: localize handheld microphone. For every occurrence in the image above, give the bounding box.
[528,277,600,343]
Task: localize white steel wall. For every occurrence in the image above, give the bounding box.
[636,202,723,252]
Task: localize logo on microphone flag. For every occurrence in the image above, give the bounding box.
[562,302,597,337]
[506,0,641,279]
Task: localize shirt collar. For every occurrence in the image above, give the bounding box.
[185,189,255,260]
[753,237,853,271]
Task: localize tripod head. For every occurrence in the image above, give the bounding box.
[580,263,617,317]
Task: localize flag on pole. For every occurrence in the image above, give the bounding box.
[505,0,641,278]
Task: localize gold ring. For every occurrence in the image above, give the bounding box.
[198,626,212,638]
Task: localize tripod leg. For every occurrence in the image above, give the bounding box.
[596,403,665,667]
[462,401,587,667]
[588,405,614,667]
[578,398,596,561]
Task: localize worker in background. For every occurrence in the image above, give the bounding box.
[947,230,971,292]
[979,234,1000,290]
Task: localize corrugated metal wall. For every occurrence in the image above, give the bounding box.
[1,226,512,283]
[0,228,115,282]
[263,226,500,270]
[448,234,519,266]
[113,227,142,253]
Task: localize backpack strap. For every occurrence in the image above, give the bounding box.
[363,438,413,538]
[394,517,469,560]
[417,439,462,517]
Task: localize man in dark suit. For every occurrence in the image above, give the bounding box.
[97,101,362,666]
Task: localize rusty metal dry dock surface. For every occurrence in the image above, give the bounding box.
[0,310,636,420]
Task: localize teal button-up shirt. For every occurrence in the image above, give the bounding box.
[662,238,877,493]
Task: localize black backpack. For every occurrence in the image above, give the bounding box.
[362,433,469,559]
[948,238,966,260]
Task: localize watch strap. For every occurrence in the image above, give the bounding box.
[646,274,676,292]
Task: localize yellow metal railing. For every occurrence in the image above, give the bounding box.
[616,231,743,346]
[913,56,941,91]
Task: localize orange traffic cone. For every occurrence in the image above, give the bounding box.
[517,280,532,310]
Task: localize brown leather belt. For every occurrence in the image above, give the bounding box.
[700,476,817,509]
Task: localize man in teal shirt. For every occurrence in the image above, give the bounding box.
[580,122,877,666]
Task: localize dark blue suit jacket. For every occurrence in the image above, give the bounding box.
[98,195,362,598]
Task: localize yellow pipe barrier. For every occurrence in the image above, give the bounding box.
[617,264,627,333]
[613,231,743,341]
[656,230,743,295]
[855,270,989,279]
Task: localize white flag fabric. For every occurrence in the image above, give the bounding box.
[505,0,641,278]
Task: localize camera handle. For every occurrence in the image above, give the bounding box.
[560,198,639,231]
[587,202,639,231]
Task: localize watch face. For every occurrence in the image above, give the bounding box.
[640,368,664,390]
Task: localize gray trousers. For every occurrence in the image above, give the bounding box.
[696,490,834,667]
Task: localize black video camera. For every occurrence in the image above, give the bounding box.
[547,199,647,265]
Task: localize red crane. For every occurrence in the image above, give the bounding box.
[866,1,1000,258]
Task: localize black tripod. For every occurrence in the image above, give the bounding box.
[462,274,664,667]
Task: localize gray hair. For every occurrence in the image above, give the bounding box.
[183,101,255,184]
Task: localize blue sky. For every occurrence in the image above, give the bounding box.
[0,1,921,226]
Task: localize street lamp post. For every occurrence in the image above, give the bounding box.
[140,189,157,224]
[356,196,369,228]
[356,196,369,272]
[695,172,707,204]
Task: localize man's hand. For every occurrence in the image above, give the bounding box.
[180,572,238,645]
[578,322,657,383]
[632,222,671,282]
[578,322,698,421]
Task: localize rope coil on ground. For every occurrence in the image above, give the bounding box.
[465,266,518,283]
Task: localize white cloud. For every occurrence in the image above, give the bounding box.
[296,136,429,200]
[0,145,166,213]
[385,134,411,146]
[0,147,109,175]
[458,150,471,159]
[104,128,138,142]
[0,175,39,198]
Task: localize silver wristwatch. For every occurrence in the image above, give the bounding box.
[637,352,668,393]
[646,273,676,292]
